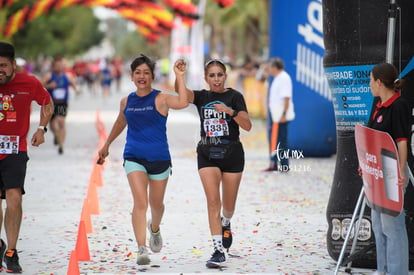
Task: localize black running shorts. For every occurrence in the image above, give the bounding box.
[197,141,245,172]
[52,103,68,118]
[0,151,28,199]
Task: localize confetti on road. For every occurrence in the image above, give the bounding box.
[19,90,380,275]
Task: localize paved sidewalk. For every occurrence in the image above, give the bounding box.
[15,79,379,274]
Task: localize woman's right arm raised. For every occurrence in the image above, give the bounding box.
[174,59,194,103]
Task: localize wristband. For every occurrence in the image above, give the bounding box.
[38,126,47,133]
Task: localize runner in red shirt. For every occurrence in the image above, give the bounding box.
[0,42,53,273]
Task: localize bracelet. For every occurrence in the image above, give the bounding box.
[105,141,111,146]
[38,126,47,133]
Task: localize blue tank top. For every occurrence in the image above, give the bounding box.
[123,90,171,161]
[47,73,70,104]
[101,66,113,86]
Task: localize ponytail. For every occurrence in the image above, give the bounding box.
[393,78,405,90]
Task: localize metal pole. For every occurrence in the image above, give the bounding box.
[334,187,366,275]
[386,0,397,63]
[347,197,367,268]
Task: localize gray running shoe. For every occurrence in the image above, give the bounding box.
[136,246,150,265]
[147,219,163,253]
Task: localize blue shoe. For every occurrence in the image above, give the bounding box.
[206,249,225,268]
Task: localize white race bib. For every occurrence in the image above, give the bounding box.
[52,88,66,100]
[203,118,229,137]
[0,135,19,154]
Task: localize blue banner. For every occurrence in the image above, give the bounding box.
[269,0,336,156]
[325,65,375,130]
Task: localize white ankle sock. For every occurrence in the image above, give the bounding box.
[222,216,231,226]
[212,235,223,252]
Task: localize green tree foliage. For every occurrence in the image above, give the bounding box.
[119,31,151,60]
[115,25,171,60]
[9,4,104,59]
[203,0,269,62]
[102,17,170,60]
[0,0,268,64]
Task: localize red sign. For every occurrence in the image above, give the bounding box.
[354,123,403,216]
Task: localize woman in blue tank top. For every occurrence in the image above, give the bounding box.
[98,55,188,265]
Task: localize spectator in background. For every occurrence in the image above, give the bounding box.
[238,56,258,88]
[72,58,89,92]
[255,61,269,83]
[99,58,115,97]
[112,56,124,92]
[263,57,295,172]
[159,58,171,90]
[86,59,101,94]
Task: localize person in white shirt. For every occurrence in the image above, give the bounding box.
[263,57,295,172]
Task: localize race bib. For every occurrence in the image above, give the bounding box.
[0,135,19,154]
[203,118,229,137]
[52,88,66,100]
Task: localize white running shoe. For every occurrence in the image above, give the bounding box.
[147,219,163,252]
[136,246,150,265]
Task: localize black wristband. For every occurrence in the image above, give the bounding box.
[231,110,238,118]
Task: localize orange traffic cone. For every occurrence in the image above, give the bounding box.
[75,220,91,261]
[270,122,279,153]
[80,199,93,234]
[87,180,100,215]
[67,250,80,275]
[95,111,107,141]
[98,135,107,149]
[89,164,103,188]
